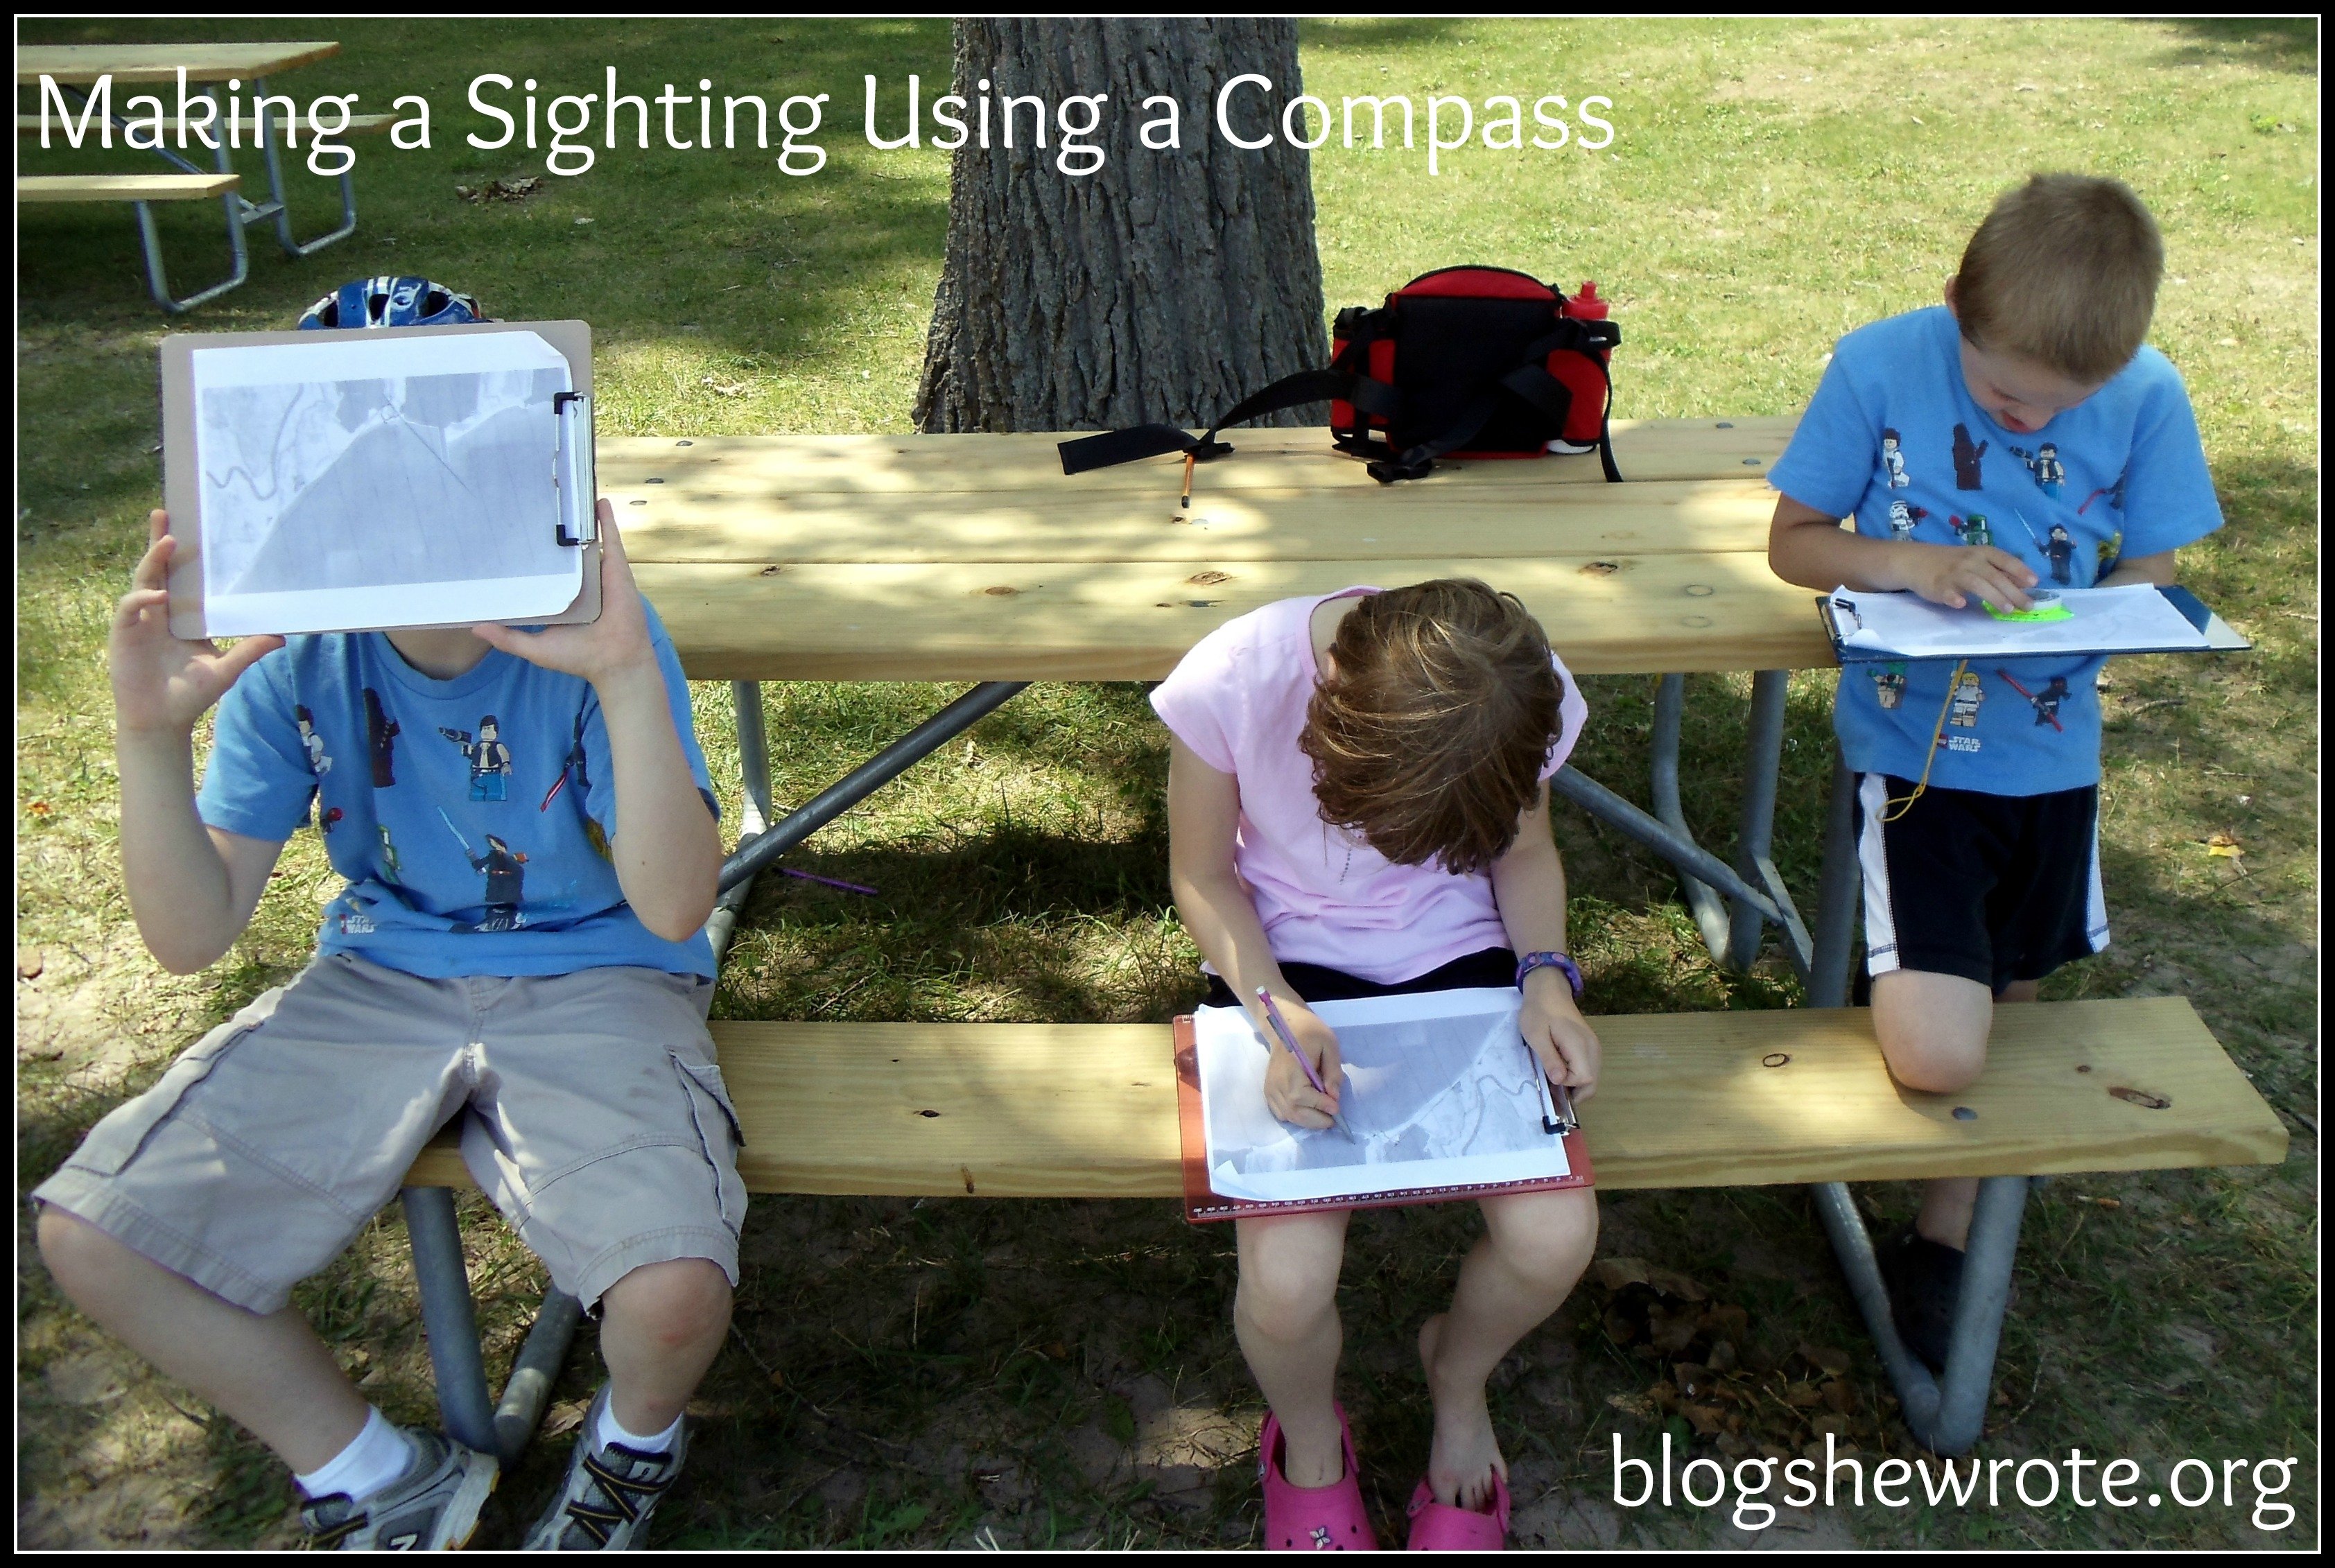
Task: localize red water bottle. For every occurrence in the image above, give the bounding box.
[1548,281,1611,455]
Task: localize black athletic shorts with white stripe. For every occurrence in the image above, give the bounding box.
[1853,773,2108,995]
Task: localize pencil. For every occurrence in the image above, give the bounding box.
[1254,987,1354,1140]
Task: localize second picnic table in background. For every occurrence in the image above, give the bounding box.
[18,41,392,311]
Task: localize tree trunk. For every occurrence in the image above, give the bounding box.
[914,19,1328,435]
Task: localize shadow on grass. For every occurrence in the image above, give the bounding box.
[2149,17,2320,74]
[1299,18,1478,53]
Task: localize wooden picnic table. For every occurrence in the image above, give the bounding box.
[17,41,360,311]
[609,419,1829,682]
[607,416,1834,987]
[395,415,2284,1465]
[17,42,340,85]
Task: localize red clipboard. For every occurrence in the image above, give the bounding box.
[1172,1014,1595,1224]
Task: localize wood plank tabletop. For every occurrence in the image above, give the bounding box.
[634,549,1828,681]
[18,42,340,85]
[605,417,1791,500]
[615,476,1780,566]
[17,171,239,203]
[402,998,2287,1197]
[612,417,1821,679]
[17,110,399,137]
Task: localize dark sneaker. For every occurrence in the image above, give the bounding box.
[300,1427,498,1550]
[522,1387,687,1550]
[1879,1226,1965,1374]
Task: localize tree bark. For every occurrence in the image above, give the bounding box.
[914,19,1328,434]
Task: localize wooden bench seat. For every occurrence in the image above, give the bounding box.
[403,998,2284,1197]
[17,171,238,203]
[19,111,398,138]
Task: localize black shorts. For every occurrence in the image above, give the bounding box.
[1852,773,2108,995]
[1200,946,1517,1009]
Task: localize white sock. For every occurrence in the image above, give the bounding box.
[594,1395,684,1456]
[295,1406,415,1502]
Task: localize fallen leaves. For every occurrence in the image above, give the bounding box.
[542,1399,589,1436]
[44,1354,126,1406]
[1592,1258,1895,1458]
[701,376,752,399]
[455,176,543,204]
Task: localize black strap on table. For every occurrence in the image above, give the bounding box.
[1057,368,1396,475]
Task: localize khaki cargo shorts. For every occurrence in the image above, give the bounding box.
[33,952,746,1315]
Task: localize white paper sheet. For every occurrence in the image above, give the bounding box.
[1194,988,1571,1204]
[1830,584,2210,660]
[191,331,582,635]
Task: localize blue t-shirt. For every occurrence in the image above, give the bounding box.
[1769,306,2223,796]
[197,602,719,978]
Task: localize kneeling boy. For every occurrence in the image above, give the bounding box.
[35,505,738,1550]
[1764,173,2223,1366]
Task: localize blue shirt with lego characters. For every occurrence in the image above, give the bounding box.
[1769,306,2223,796]
[196,601,719,978]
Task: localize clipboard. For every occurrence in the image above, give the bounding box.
[160,320,602,639]
[1172,1014,1596,1224]
[1817,583,2251,665]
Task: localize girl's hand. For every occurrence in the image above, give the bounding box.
[110,510,284,737]
[1521,969,1601,1102]
[1905,542,2038,612]
[472,502,655,689]
[1260,995,1345,1130]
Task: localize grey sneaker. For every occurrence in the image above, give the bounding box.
[300,1427,498,1550]
[522,1387,688,1550]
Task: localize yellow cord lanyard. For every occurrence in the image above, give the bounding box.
[1878,658,1972,824]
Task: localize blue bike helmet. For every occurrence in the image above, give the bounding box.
[297,276,485,329]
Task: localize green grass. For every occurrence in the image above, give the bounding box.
[16,16,2318,1550]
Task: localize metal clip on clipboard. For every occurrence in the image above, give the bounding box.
[1540,1078,1579,1137]
[552,390,596,546]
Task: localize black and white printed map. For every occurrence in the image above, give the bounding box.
[1195,987,1572,1205]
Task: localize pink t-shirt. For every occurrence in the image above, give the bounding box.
[1150,588,1590,984]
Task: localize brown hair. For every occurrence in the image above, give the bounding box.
[1952,173,2164,383]
[1299,579,1563,876]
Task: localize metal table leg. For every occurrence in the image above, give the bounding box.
[1727,670,1810,973]
[1649,674,1733,963]
[1813,1176,2031,1456]
[493,1288,584,1463]
[1642,672,1812,977]
[134,189,250,314]
[704,681,774,968]
[1807,748,2022,1455]
[253,78,359,256]
[1808,750,1861,1009]
[401,1186,498,1456]
[402,1183,587,1463]
[1551,765,1789,928]
[718,681,1029,895]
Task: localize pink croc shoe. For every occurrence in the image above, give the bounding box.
[1260,1406,1377,1551]
[1405,1472,1511,1551]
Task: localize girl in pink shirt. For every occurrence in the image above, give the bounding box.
[1152,578,1601,1549]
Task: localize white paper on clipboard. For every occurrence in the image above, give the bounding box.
[1194,988,1571,1205]
[187,330,587,636]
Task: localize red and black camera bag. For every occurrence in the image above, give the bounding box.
[1059,265,1622,484]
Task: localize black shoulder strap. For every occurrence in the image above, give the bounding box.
[1057,368,1398,476]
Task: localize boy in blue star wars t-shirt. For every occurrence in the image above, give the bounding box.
[1765,174,2223,1370]
[36,500,739,1552]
